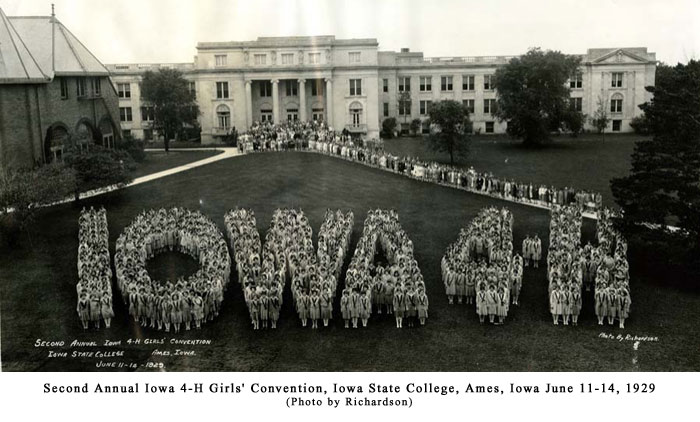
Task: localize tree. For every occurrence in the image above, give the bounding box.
[410,118,422,136]
[590,96,610,135]
[381,118,397,139]
[0,164,75,245]
[427,100,471,165]
[611,60,700,271]
[140,68,199,152]
[494,48,584,146]
[397,91,412,126]
[64,147,134,201]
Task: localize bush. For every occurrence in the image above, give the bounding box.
[117,134,146,163]
[0,164,76,245]
[381,118,397,139]
[64,146,134,199]
[410,118,422,136]
[629,115,651,136]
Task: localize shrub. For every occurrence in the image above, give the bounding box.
[117,134,146,163]
[381,118,397,139]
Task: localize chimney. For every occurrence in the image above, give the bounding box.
[400,48,410,53]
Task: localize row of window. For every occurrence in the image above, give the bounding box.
[388,99,496,117]
[390,75,493,93]
[215,80,330,99]
[117,81,197,99]
[59,77,102,100]
[119,106,155,122]
[215,51,362,67]
[385,71,626,94]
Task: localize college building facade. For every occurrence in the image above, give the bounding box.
[107,36,655,144]
[0,8,120,169]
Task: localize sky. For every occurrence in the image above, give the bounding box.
[2,0,698,65]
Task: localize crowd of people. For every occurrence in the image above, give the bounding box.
[441,207,523,325]
[225,208,353,329]
[238,121,603,214]
[76,207,113,329]
[114,208,231,332]
[547,206,631,328]
[344,209,428,328]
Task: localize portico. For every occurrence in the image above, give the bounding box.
[244,77,333,127]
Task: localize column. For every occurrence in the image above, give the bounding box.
[272,79,280,125]
[298,79,307,122]
[245,80,252,128]
[325,78,333,128]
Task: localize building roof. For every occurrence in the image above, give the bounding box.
[0,7,109,84]
[0,8,49,83]
[197,35,379,50]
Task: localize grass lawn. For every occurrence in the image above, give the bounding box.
[1,151,698,371]
[131,150,223,179]
[384,133,640,206]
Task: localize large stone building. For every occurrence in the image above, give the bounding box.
[0,8,120,169]
[107,36,657,144]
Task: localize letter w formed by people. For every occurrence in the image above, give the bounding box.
[225,208,353,328]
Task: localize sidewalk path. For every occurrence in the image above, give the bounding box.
[47,147,241,207]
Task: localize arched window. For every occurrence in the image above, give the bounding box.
[349,101,363,127]
[610,93,623,113]
[216,104,231,129]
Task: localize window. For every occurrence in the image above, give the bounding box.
[122,129,131,138]
[76,78,87,97]
[399,101,410,116]
[260,81,272,97]
[141,106,155,122]
[484,98,496,114]
[611,72,624,88]
[216,81,229,99]
[612,120,622,132]
[188,81,196,99]
[349,79,362,96]
[462,99,475,114]
[60,78,69,99]
[570,72,583,89]
[422,121,430,134]
[349,52,361,63]
[484,74,493,90]
[485,122,495,133]
[309,53,321,64]
[281,53,294,65]
[144,129,153,141]
[398,76,411,92]
[217,104,231,129]
[117,83,131,99]
[440,76,453,91]
[285,81,298,96]
[254,54,267,65]
[260,109,273,122]
[610,94,623,113]
[419,76,432,92]
[287,108,299,121]
[215,54,227,66]
[349,102,363,127]
[311,80,323,96]
[119,107,133,122]
[312,108,324,122]
[570,97,583,112]
[383,102,389,117]
[383,79,389,93]
[419,100,432,115]
[463,75,475,91]
[91,78,101,96]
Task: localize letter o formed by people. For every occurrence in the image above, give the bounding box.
[114,208,231,332]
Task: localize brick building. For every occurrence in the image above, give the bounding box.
[0,7,120,169]
[107,36,656,143]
